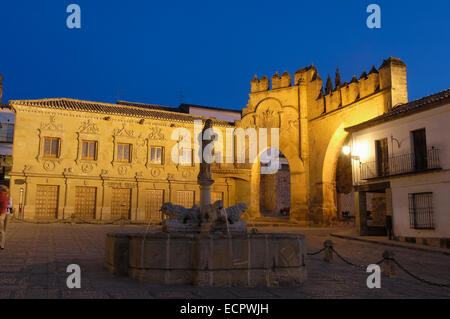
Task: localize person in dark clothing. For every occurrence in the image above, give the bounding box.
[0,185,10,250]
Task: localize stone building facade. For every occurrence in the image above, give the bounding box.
[9,99,245,221]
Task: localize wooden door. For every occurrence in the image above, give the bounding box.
[74,187,97,219]
[144,189,164,220]
[175,190,194,208]
[35,185,59,219]
[111,188,131,220]
[211,191,223,204]
[412,129,427,170]
[375,138,389,177]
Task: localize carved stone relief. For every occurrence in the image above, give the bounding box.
[40,115,63,132]
[118,165,128,175]
[148,126,166,141]
[114,123,134,137]
[78,119,100,135]
[81,163,94,173]
[43,160,56,171]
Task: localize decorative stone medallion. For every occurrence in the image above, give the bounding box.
[81,163,93,173]
[150,168,161,177]
[118,165,128,175]
[43,160,56,171]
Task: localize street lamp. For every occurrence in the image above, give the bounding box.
[342,145,351,155]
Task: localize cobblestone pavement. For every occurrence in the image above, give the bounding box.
[0,223,449,299]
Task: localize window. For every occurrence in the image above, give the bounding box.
[408,192,434,229]
[117,143,132,162]
[43,137,60,158]
[150,146,163,164]
[81,141,97,160]
[178,147,193,165]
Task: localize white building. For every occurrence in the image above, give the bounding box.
[345,89,450,248]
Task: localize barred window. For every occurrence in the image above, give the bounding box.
[408,192,434,229]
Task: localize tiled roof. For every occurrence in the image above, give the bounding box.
[345,89,450,132]
[179,103,242,114]
[118,100,242,114]
[117,100,179,112]
[10,98,234,126]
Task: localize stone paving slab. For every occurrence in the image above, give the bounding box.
[0,223,449,298]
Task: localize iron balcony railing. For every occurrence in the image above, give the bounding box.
[360,148,441,180]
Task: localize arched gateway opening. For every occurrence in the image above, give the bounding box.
[259,149,291,218]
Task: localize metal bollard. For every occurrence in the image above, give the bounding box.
[382,250,396,277]
[323,240,333,262]
[70,213,76,226]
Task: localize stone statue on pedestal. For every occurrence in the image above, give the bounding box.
[197,119,213,181]
[160,119,248,234]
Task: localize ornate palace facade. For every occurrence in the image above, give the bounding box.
[9,99,248,221]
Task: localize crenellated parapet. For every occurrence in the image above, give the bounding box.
[248,57,407,119]
[250,75,269,93]
[251,72,293,92]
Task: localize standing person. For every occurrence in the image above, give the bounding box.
[0,185,10,250]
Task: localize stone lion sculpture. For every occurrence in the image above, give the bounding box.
[225,203,248,224]
[161,200,248,233]
[160,202,201,225]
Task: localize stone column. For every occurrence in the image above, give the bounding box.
[199,179,214,214]
[354,191,368,235]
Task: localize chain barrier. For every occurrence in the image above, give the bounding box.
[307,247,326,256]
[331,246,383,270]
[387,257,450,288]
[306,240,450,289]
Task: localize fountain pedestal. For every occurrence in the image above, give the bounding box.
[105,232,307,287]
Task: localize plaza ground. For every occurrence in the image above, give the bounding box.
[0,223,449,298]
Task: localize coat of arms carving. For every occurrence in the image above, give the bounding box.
[78,119,100,134]
[40,115,63,132]
[148,126,165,140]
[114,123,134,137]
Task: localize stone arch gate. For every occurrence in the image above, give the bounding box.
[235,57,408,225]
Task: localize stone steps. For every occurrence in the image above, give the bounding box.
[248,217,298,227]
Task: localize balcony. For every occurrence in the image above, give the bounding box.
[360,148,441,180]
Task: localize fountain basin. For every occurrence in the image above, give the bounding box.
[105,232,307,287]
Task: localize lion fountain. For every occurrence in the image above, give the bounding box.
[105,120,307,287]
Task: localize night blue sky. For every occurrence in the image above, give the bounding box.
[0,0,449,110]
